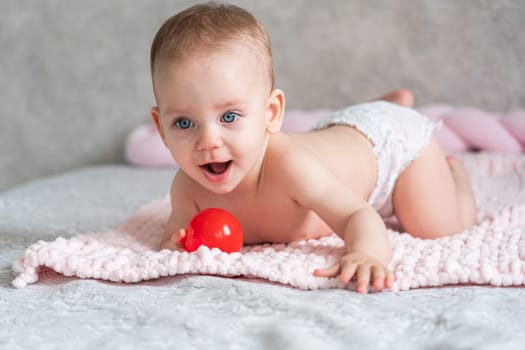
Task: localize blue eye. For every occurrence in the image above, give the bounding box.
[174,118,194,129]
[221,112,239,123]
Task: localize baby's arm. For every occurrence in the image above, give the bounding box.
[159,212,185,251]
[284,150,393,293]
[159,171,198,251]
[316,207,393,293]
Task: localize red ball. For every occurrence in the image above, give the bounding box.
[181,208,244,253]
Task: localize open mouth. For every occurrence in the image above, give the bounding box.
[201,161,232,176]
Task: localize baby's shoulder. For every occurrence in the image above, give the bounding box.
[267,133,312,167]
[171,171,198,199]
[172,169,193,187]
[266,133,326,183]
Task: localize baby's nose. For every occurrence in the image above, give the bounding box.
[196,126,223,151]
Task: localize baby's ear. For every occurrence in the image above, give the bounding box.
[150,107,168,146]
[265,89,285,134]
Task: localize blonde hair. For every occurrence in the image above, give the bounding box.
[150,2,274,89]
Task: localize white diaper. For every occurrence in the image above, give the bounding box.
[313,101,438,217]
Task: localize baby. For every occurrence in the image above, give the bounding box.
[150,3,477,293]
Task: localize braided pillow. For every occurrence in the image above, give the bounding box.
[418,104,524,154]
[125,105,525,167]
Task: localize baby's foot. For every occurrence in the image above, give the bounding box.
[375,89,415,107]
[447,156,477,227]
[446,156,471,186]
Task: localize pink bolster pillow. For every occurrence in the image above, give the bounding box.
[126,105,525,167]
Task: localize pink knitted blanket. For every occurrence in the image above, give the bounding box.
[12,153,525,292]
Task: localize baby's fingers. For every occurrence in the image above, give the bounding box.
[372,266,386,291]
[385,270,394,289]
[372,266,394,291]
[165,229,186,251]
[172,229,186,244]
[356,265,372,294]
[313,262,341,278]
[339,262,358,284]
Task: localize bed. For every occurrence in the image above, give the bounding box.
[2,1,525,349]
[2,155,525,349]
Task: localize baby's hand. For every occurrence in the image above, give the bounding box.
[160,229,186,251]
[313,252,393,294]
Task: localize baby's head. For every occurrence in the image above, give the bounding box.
[150,2,285,194]
[150,2,274,100]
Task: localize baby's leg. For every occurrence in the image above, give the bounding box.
[392,137,477,238]
[446,156,477,227]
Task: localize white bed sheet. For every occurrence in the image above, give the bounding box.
[1,166,524,349]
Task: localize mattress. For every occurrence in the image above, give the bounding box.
[1,163,525,349]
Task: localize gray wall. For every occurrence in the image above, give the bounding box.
[1,0,524,191]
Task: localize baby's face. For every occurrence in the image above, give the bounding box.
[152,45,273,194]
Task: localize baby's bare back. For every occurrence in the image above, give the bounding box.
[190,126,378,244]
[289,126,377,199]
